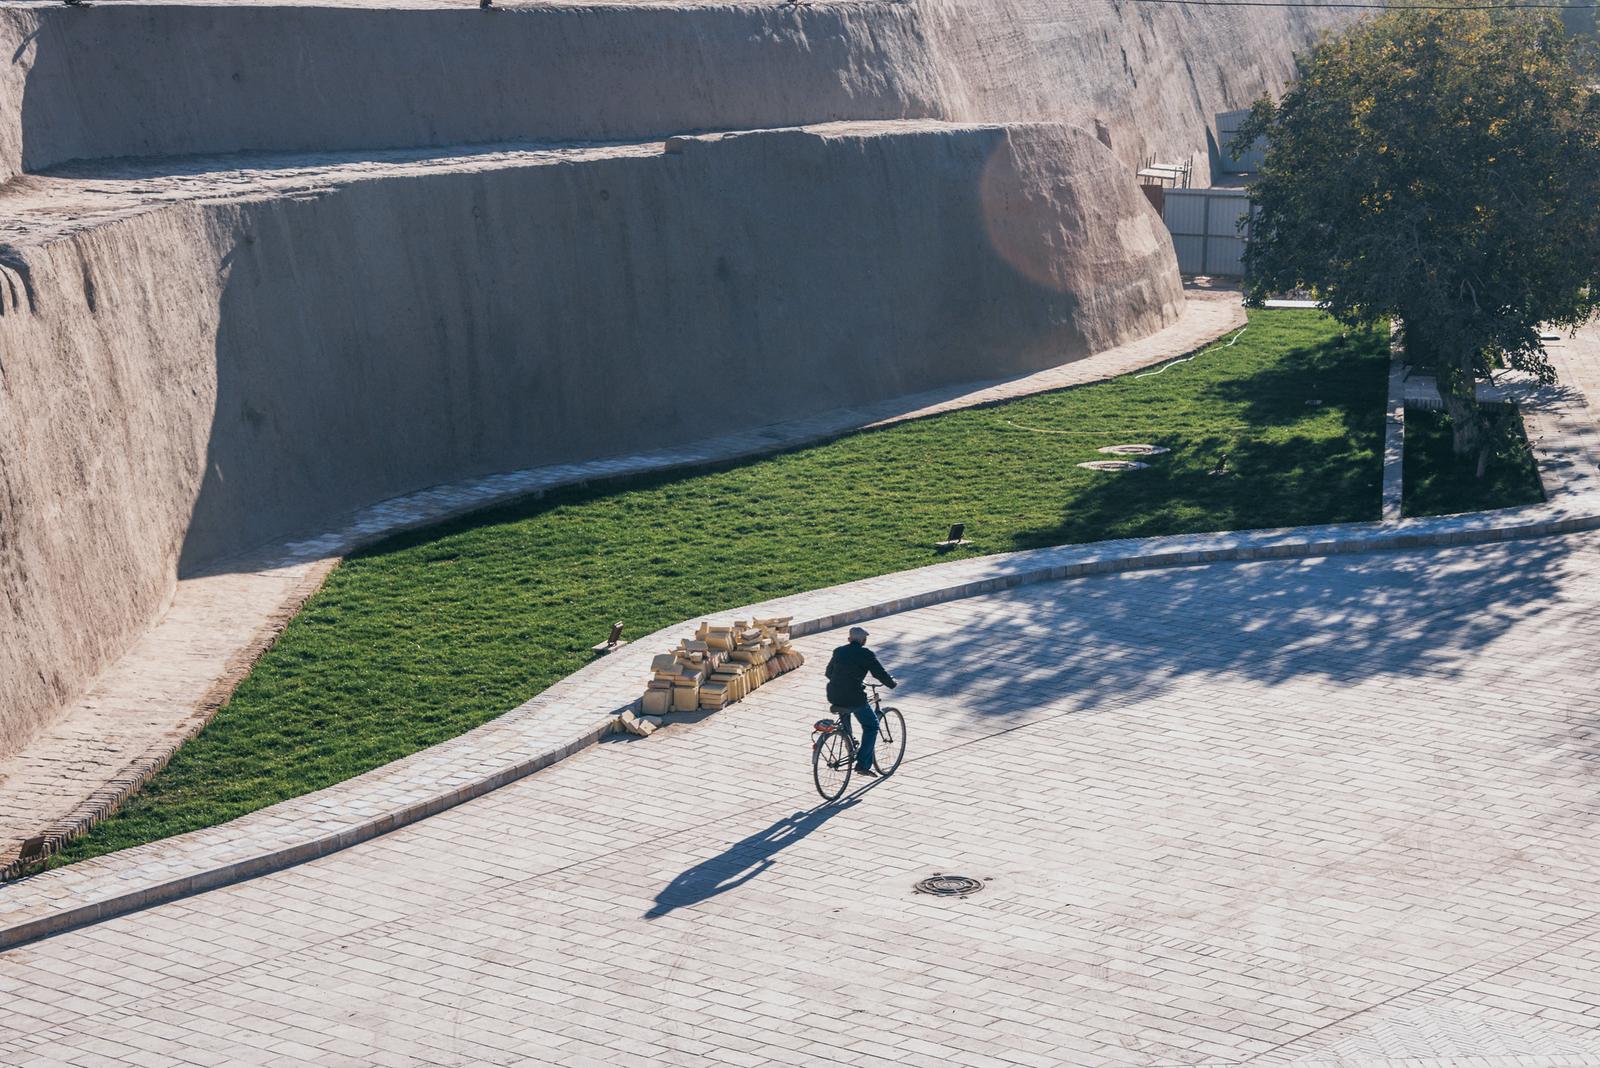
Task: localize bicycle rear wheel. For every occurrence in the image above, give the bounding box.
[813,730,854,802]
[873,708,906,776]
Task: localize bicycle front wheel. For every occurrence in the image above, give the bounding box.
[873,708,906,776]
[813,731,854,802]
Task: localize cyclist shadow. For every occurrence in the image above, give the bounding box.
[643,786,879,920]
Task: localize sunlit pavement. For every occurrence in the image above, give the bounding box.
[4,535,1600,1067]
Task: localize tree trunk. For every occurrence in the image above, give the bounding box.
[1440,359,1490,476]
[1410,321,1492,476]
[1441,374,1482,457]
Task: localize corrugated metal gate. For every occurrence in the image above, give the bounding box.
[1161,187,1250,277]
[1216,108,1265,174]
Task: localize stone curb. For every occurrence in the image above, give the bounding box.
[778,508,1600,644]
[0,723,614,952]
[2,490,1597,952]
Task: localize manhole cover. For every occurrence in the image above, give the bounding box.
[1076,460,1149,472]
[914,874,985,897]
[1097,444,1170,457]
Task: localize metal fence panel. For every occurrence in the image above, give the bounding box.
[1207,192,1250,238]
[1161,188,1251,276]
[1216,108,1265,173]
[1170,235,1209,274]
[1162,193,1209,235]
[1203,235,1247,276]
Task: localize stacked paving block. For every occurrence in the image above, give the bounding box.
[639,617,804,718]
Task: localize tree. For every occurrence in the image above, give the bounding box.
[1238,8,1600,476]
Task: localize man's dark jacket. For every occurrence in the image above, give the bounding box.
[825,643,895,707]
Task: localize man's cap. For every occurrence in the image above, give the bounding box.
[848,627,869,641]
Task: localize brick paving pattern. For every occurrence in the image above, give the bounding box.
[1530,330,1600,506]
[0,289,1244,874]
[4,536,1600,1065]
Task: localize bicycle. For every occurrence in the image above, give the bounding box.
[811,684,906,802]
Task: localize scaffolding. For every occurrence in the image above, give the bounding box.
[1135,155,1193,189]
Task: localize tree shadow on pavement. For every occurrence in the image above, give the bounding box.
[887,535,1584,726]
[639,538,1590,922]
[645,788,877,920]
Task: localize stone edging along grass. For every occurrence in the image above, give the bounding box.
[2,491,1597,952]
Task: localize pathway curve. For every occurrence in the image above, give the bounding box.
[3,535,1600,1066]
[0,289,1243,875]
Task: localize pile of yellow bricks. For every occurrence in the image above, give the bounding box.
[641,617,804,716]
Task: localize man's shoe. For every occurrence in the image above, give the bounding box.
[856,767,880,778]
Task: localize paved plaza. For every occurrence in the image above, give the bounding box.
[4,535,1600,1066]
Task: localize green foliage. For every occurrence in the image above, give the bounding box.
[55,311,1387,865]
[1402,406,1544,516]
[1239,8,1600,463]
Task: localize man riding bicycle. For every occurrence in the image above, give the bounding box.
[825,627,896,777]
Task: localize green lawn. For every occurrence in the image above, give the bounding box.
[1402,407,1545,517]
[53,310,1388,865]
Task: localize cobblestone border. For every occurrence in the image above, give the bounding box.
[0,293,1244,880]
[1,483,1597,951]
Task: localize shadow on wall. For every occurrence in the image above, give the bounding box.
[176,124,1181,577]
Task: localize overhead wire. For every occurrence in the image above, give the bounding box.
[1125,0,1600,8]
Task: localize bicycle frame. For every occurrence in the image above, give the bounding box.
[812,684,904,800]
[831,686,886,744]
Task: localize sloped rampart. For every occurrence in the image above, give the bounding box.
[0,1,1344,184]
[0,120,1181,754]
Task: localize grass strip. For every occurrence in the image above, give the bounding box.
[1402,407,1545,517]
[55,309,1388,865]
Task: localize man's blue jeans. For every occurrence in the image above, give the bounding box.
[835,704,877,772]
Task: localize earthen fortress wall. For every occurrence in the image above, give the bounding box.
[0,0,1344,754]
